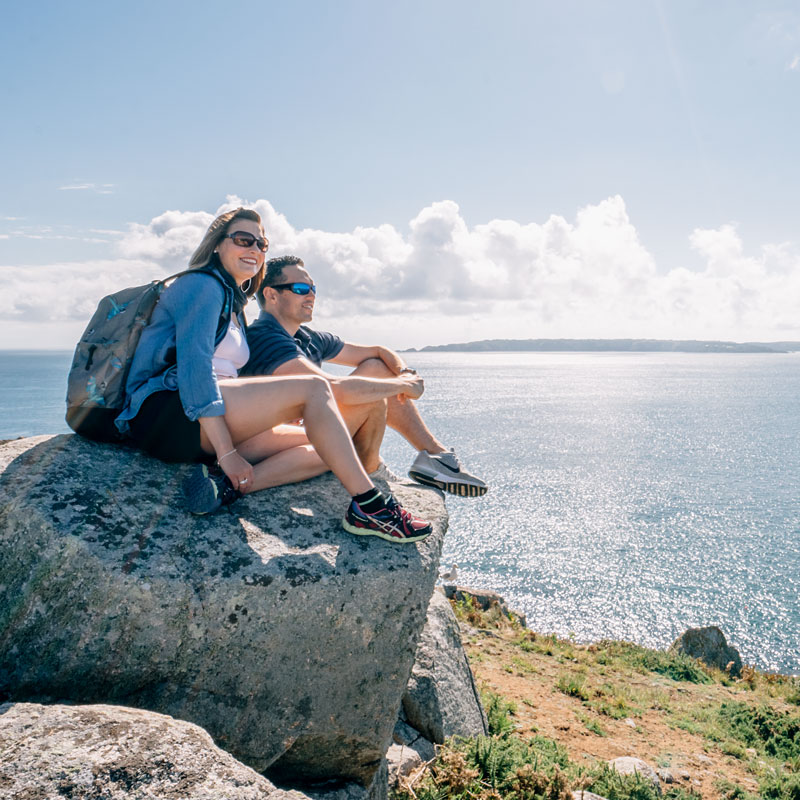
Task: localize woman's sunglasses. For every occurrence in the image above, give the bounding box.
[269,282,316,295]
[224,231,270,252]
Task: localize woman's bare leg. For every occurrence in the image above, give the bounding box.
[202,376,373,496]
[235,424,309,462]
[247,444,328,489]
[233,425,329,490]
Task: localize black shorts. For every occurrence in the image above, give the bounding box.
[128,390,209,464]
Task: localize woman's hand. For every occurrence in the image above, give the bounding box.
[218,451,255,494]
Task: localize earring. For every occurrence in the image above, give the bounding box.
[241,278,252,293]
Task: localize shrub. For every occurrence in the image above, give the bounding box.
[481,689,517,737]
[758,769,800,800]
[715,778,760,800]
[717,702,800,760]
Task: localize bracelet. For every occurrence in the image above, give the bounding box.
[399,367,417,375]
[217,448,238,463]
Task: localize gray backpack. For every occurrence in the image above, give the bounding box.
[65,269,226,442]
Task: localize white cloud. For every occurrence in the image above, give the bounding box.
[58,183,115,194]
[789,54,800,70]
[2,195,800,350]
[0,259,162,324]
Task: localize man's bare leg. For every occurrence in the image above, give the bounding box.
[346,359,488,496]
[337,397,388,474]
[349,358,447,454]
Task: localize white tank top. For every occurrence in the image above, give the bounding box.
[213,316,250,379]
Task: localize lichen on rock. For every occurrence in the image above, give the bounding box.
[0,435,447,787]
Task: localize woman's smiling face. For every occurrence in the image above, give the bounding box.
[216,218,267,286]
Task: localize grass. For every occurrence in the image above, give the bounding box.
[556,672,590,701]
[577,711,608,737]
[393,725,704,800]
[417,597,800,800]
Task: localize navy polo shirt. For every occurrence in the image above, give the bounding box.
[241,311,344,376]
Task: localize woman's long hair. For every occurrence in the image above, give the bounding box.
[188,207,266,298]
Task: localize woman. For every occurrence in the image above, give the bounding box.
[116,207,431,543]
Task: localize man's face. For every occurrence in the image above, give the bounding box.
[272,265,316,325]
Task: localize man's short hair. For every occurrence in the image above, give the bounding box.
[256,255,305,308]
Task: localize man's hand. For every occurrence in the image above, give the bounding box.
[397,374,424,403]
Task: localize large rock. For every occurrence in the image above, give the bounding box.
[0,701,305,799]
[0,435,446,787]
[608,757,661,796]
[402,591,488,743]
[669,626,743,677]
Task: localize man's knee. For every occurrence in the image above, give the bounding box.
[350,358,393,379]
[303,374,335,400]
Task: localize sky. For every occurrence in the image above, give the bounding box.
[2,0,800,349]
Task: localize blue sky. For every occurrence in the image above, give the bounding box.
[2,1,800,348]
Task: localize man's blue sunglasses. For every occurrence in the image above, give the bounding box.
[269,282,316,295]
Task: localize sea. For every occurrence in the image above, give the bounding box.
[2,349,799,675]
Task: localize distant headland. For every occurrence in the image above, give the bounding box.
[405,338,800,354]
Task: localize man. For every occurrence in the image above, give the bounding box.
[240,255,488,496]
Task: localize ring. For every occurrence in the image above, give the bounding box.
[239,478,248,485]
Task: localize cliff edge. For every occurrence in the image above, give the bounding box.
[0,435,447,788]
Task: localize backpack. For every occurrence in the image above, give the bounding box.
[65,268,228,443]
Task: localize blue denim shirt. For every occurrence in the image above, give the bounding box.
[115,270,237,435]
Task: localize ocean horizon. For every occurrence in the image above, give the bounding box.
[2,348,799,675]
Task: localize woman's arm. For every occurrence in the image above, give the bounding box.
[162,272,227,421]
[162,274,253,478]
[198,413,255,492]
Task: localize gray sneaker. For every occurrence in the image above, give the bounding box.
[368,461,406,483]
[408,449,488,497]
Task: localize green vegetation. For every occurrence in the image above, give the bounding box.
[482,688,518,737]
[392,729,705,800]
[715,702,800,760]
[595,640,714,684]
[413,598,800,800]
[577,710,607,737]
[556,672,589,701]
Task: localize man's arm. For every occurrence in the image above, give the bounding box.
[272,355,423,405]
[328,343,410,376]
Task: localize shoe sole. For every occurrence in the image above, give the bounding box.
[341,517,432,543]
[183,465,223,515]
[408,470,488,497]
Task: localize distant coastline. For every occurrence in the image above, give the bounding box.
[405,338,800,354]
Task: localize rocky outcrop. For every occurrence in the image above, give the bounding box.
[442,584,527,627]
[669,626,743,677]
[402,591,488,743]
[386,743,424,791]
[0,702,306,799]
[0,435,447,787]
[387,711,436,790]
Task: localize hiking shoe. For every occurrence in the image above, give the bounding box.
[183,463,242,515]
[342,496,433,543]
[408,449,488,497]
[368,461,407,483]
